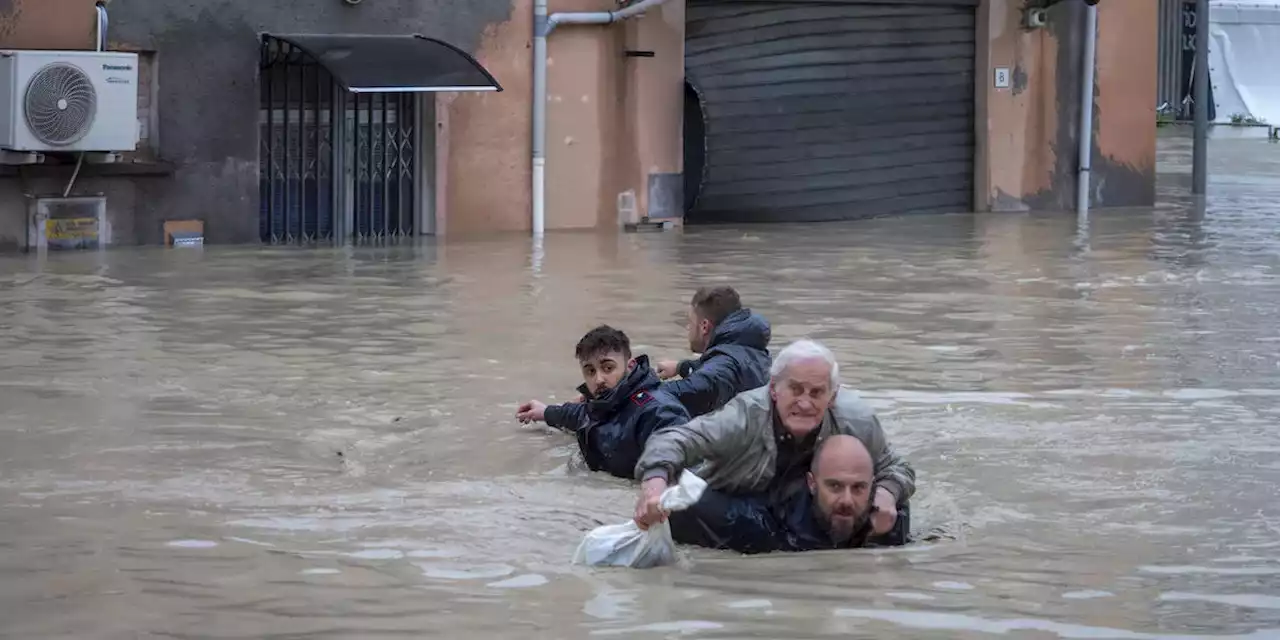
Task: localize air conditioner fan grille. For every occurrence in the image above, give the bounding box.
[24,62,98,147]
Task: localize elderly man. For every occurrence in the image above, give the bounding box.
[633,339,915,543]
[662,434,908,553]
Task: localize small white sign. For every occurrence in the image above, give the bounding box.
[994,67,1011,89]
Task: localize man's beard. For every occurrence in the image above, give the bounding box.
[820,502,873,546]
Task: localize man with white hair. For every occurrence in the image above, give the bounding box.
[632,339,915,547]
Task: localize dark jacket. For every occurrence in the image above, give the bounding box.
[543,356,690,479]
[665,308,772,417]
[779,491,911,552]
[668,486,911,555]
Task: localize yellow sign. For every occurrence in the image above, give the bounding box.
[46,217,99,242]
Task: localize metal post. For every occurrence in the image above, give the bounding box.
[1192,0,1209,194]
[1077,2,1098,221]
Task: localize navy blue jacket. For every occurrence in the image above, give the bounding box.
[668,487,911,555]
[665,309,772,417]
[543,356,690,479]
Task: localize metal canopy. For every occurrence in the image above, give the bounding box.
[263,33,502,93]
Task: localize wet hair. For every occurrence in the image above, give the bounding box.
[690,286,742,327]
[575,325,632,362]
[770,339,840,391]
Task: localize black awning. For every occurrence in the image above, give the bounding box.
[264,33,502,93]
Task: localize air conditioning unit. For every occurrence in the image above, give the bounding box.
[0,50,139,153]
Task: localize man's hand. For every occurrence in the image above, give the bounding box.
[634,477,670,529]
[515,400,547,424]
[871,487,898,536]
[655,360,680,380]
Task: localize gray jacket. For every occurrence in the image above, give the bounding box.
[635,386,915,502]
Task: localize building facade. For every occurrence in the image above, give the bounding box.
[0,0,1157,249]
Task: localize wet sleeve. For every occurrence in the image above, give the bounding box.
[663,354,740,417]
[677,359,700,379]
[866,414,916,502]
[634,394,749,482]
[543,402,588,433]
[633,401,692,452]
[671,490,787,555]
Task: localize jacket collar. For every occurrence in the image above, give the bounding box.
[704,308,771,353]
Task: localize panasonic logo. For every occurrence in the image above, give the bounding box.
[102,64,133,71]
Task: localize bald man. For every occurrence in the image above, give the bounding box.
[667,434,911,553]
[792,434,879,548]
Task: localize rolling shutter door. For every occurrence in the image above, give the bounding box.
[685,0,978,223]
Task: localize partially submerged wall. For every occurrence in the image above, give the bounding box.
[979,0,1157,212]
[444,0,684,236]
[0,0,516,247]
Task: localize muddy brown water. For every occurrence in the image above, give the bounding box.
[3,149,1280,638]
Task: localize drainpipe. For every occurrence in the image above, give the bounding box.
[531,0,672,236]
[95,1,109,52]
[1076,0,1098,222]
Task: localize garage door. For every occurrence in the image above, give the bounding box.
[684,0,978,223]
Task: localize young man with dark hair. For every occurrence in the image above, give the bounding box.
[655,286,772,417]
[516,325,690,479]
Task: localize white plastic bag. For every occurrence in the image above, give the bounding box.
[572,471,707,569]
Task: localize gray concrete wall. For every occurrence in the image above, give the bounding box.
[0,0,513,249]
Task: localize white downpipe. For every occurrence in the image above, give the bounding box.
[531,0,671,236]
[1077,3,1098,223]
[95,2,108,52]
[532,0,548,237]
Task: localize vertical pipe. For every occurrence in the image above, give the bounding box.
[1077,2,1098,221]
[335,84,351,242]
[531,0,548,237]
[404,93,415,236]
[301,63,311,239]
[283,54,293,241]
[396,94,405,236]
[312,62,321,239]
[1192,0,1209,194]
[530,0,670,237]
[414,94,428,236]
[95,4,104,52]
[365,93,374,237]
[265,48,275,242]
[382,93,391,237]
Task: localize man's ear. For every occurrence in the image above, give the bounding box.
[628,357,637,370]
[806,471,817,494]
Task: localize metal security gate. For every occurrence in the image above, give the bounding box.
[347,93,418,240]
[260,38,336,243]
[684,0,978,223]
[1156,0,1185,115]
[259,38,417,244]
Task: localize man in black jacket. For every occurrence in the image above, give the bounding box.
[666,434,911,554]
[516,325,690,479]
[656,286,772,417]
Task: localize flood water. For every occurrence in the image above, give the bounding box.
[3,139,1280,639]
